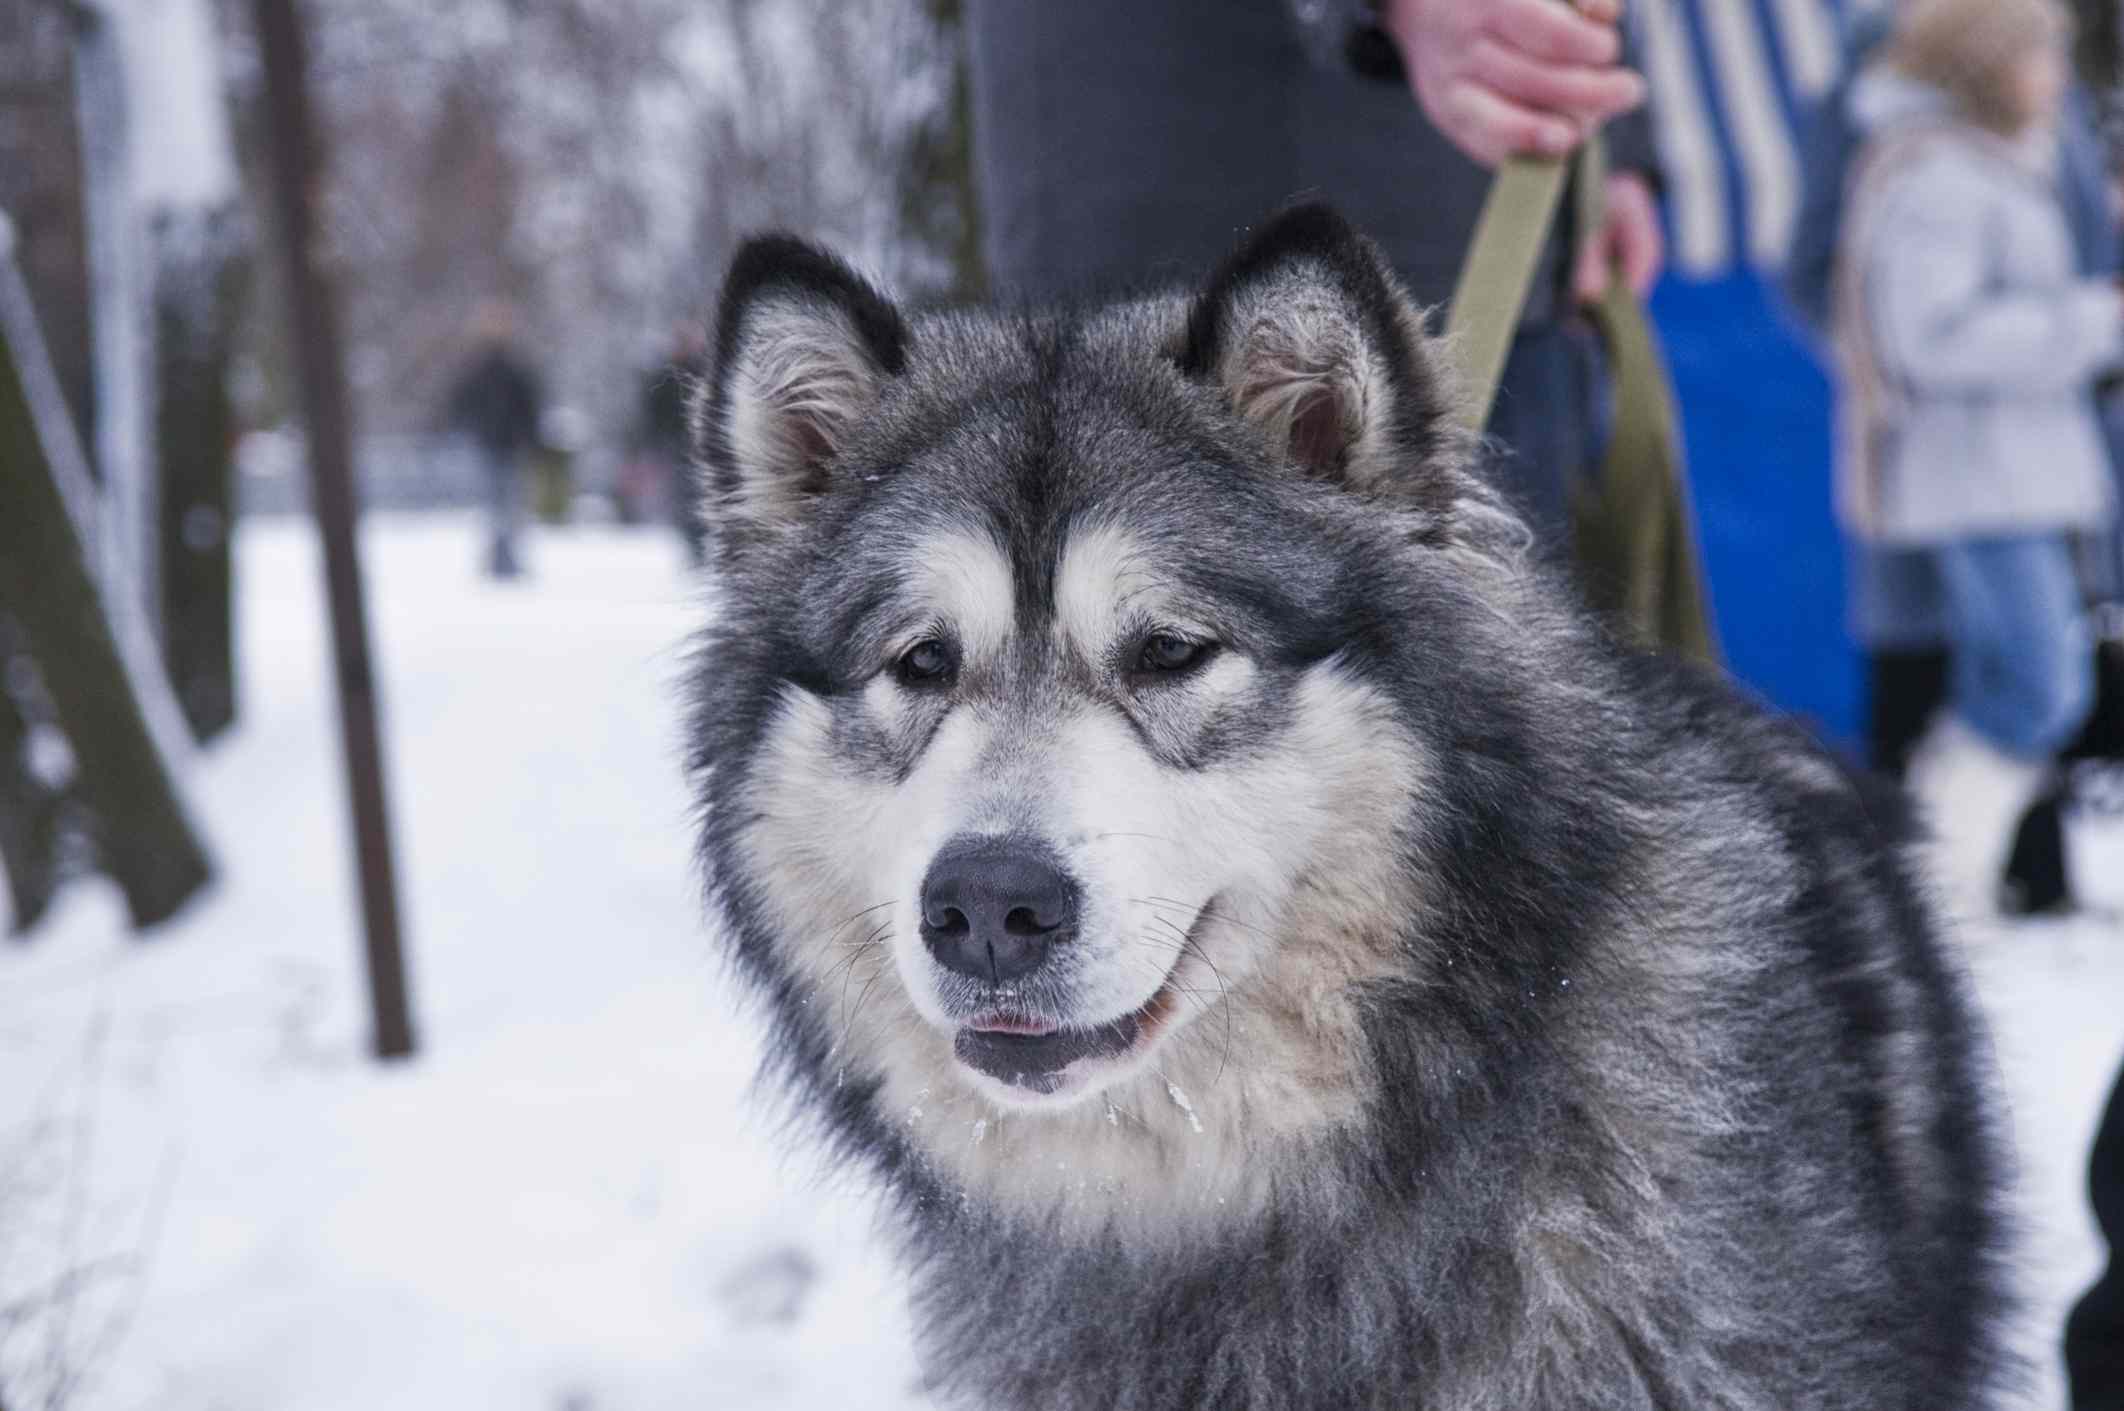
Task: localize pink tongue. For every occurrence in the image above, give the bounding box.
[954,1016,1141,1092]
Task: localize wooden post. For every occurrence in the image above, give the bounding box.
[250,0,417,1060]
[0,213,212,929]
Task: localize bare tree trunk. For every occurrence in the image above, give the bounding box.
[0,213,212,930]
[155,210,247,743]
[72,4,156,621]
[251,0,419,1061]
[0,0,95,935]
[0,642,62,936]
[906,0,986,303]
[0,0,94,455]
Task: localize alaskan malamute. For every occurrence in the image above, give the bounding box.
[684,206,2007,1409]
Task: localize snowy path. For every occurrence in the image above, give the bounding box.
[1,519,926,1411]
[1,516,2118,1409]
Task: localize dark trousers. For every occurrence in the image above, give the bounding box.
[479,445,525,579]
[2070,1065,2124,1411]
[1485,322,1601,559]
[2064,625,2124,1411]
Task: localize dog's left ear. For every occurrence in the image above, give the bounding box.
[696,235,909,527]
[1178,204,1461,512]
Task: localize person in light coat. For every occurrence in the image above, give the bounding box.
[1834,0,2121,910]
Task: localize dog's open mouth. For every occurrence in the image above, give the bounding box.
[954,983,1179,1096]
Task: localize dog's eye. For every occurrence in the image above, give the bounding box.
[1135,632,1213,675]
[896,638,957,686]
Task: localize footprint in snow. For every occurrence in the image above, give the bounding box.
[715,1245,821,1327]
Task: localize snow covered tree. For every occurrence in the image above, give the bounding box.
[211,0,978,459]
[125,0,249,742]
[0,0,88,932]
[0,211,215,930]
[154,203,247,742]
[0,0,238,934]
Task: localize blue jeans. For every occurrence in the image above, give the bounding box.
[1935,534,2093,759]
[479,445,525,579]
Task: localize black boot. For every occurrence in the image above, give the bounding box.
[1995,628,2124,915]
[2064,633,2124,764]
[1867,647,1951,783]
[1999,788,2073,916]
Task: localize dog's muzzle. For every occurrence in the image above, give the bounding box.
[915,835,1190,1099]
[918,835,1079,984]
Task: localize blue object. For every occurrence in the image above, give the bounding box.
[1648,271,1860,742]
[1931,534,2095,758]
[1634,0,1868,746]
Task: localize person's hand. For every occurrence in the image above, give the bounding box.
[1573,170,1664,302]
[1380,0,1648,168]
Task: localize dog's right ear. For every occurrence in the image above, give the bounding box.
[1177,204,1464,523]
[696,235,909,527]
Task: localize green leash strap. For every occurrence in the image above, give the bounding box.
[1445,150,1574,432]
[1444,139,1719,664]
[1578,279,1718,663]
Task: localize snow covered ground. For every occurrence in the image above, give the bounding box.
[2,515,2119,1410]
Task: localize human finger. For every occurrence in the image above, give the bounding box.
[1466,35,1646,126]
[1612,188,1666,294]
[1442,81,1581,165]
[1572,226,1614,304]
[1484,0,1623,68]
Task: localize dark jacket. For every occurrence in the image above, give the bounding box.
[447,346,543,457]
[966,0,1659,325]
[639,361,691,460]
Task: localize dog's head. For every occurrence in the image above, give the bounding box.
[693,206,1522,1153]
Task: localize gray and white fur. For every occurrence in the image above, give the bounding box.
[683,206,2010,1410]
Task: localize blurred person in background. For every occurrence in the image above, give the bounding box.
[1832,0,2119,914]
[1797,13,2124,1402]
[633,322,708,567]
[445,299,544,581]
[964,0,1664,556]
[1790,0,2124,916]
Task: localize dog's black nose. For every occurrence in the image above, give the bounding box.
[919,838,1078,984]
